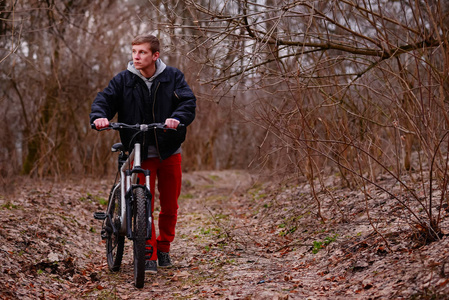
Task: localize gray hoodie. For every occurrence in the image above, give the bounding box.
[127,58,167,91]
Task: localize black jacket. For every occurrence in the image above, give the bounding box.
[90,66,196,160]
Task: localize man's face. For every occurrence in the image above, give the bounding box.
[132,43,159,72]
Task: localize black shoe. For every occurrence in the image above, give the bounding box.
[157,250,173,268]
[145,260,157,274]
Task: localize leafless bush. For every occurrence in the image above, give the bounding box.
[2,0,449,245]
[0,0,154,182]
[151,0,449,244]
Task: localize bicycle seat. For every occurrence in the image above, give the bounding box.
[111,143,125,152]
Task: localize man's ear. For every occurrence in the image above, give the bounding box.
[153,51,160,60]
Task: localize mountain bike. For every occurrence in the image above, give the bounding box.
[92,122,178,288]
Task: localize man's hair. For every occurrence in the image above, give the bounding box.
[132,35,160,53]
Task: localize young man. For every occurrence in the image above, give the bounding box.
[90,34,196,273]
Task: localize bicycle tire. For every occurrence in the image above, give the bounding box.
[132,186,147,288]
[106,185,125,272]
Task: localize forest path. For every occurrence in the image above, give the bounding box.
[0,171,297,299]
[99,170,300,299]
[1,170,449,299]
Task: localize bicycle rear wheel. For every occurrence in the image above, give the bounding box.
[132,186,147,288]
[106,185,125,272]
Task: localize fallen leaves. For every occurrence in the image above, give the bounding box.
[171,270,191,281]
[1,172,449,299]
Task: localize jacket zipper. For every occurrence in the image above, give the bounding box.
[137,81,147,153]
[152,82,162,159]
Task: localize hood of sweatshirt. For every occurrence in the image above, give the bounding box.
[127,58,167,90]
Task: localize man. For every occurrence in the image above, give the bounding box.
[90,34,196,273]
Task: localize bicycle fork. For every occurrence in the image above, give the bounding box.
[122,143,153,241]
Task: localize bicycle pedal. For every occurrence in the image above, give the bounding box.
[93,212,107,220]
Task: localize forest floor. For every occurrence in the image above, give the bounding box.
[2,170,449,299]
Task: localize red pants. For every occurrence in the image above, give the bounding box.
[138,154,182,260]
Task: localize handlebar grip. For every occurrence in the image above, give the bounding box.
[91,123,112,131]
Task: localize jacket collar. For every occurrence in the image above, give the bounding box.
[125,67,171,87]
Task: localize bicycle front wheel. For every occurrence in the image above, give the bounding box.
[132,186,148,288]
[106,185,125,272]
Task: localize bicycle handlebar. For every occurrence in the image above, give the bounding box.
[91,122,184,132]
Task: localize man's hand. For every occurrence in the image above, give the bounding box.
[165,118,180,129]
[93,118,109,129]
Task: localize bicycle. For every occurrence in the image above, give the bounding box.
[92,122,179,288]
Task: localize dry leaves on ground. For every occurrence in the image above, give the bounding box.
[1,170,449,299]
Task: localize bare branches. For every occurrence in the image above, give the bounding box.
[160,0,443,90]
[2,0,449,245]
[149,0,449,242]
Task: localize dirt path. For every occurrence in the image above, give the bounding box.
[1,170,449,299]
[1,170,289,299]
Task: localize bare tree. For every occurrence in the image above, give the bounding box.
[3,0,449,244]
[0,0,140,183]
[0,0,248,194]
[146,0,449,241]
